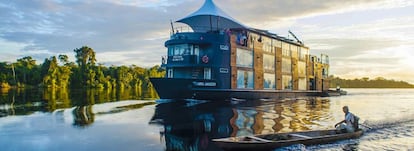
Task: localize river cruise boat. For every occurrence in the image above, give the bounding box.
[150,0,330,100]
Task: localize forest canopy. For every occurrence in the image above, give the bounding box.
[329,76,414,88]
[0,46,165,89]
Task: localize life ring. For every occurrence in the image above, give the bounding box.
[202,55,209,63]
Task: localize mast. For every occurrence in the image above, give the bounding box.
[170,20,174,35]
[288,30,303,44]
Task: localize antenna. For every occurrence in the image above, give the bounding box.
[288,30,303,44]
[170,20,174,34]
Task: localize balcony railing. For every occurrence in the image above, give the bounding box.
[171,25,227,35]
[162,55,202,66]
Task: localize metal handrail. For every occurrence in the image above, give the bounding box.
[170,25,226,35]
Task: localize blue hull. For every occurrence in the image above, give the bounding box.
[150,78,325,100]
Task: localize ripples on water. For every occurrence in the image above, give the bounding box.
[0,89,413,151]
[305,89,414,151]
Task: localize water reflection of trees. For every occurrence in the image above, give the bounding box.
[0,87,157,117]
[72,106,95,127]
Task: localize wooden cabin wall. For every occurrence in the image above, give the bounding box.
[291,46,298,90]
[275,47,283,90]
[323,79,330,91]
[229,30,328,91]
[306,55,313,90]
[315,64,323,91]
[230,35,237,89]
[253,40,264,90]
[303,54,309,90]
[291,57,298,90]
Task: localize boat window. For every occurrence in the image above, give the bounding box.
[282,42,291,57]
[237,70,253,89]
[264,73,276,89]
[183,47,191,55]
[263,54,275,71]
[204,68,211,80]
[321,54,329,64]
[298,78,307,90]
[282,58,291,74]
[168,47,173,56]
[299,47,308,61]
[236,48,253,68]
[282,75,292,90]
[298,61,306,77]
[167,68,173,78]
[172,68,193,79]
[194,45,199,56]
[262,36,273,53]
[322,68,329,78]
[291,45,299,58]
[168,44,199,56]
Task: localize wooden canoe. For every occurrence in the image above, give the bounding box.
[212,129,363,151]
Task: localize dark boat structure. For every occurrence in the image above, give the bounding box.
[323,89,348,97]
[212,129,363,151]
[150,0,331,100]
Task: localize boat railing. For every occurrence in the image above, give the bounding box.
[161,55,202,65]
[171,25,226,35]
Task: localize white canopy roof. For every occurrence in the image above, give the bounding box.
[177,0,246,32]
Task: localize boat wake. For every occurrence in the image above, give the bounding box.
[273,116,414,151]
[362,114,414,131]
[273,144,307,151]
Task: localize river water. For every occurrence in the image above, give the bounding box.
[0,88,413,151]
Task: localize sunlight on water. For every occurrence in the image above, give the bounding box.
[305,89,414,151]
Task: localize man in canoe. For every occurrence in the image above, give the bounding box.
[335,106,359,133]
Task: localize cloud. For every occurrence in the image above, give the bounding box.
[0,0,190,66]
[0,0,413,83]
[283,13,414,83]
[215,0,414,28]
[1,0,411,57]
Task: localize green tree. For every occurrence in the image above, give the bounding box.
[41,56,59,88]
[14,56,39,87]
[0,62,13,88]
[72,46,96,88]
[57,54,73,88]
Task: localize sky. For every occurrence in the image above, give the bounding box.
[0,0,413,83]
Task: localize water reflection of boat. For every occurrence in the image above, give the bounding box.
[150,0,331,100]
[148,97,332,150]
[149,100,235,151]
[212,129,363,151]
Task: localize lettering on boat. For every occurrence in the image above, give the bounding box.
[220,68,229,73]
[193,81,217,87]
[172,55,184,61]
[220,44,229,50]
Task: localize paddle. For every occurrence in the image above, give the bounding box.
[359,123,373,130]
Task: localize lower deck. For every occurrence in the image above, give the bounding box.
[150,78,325,100]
